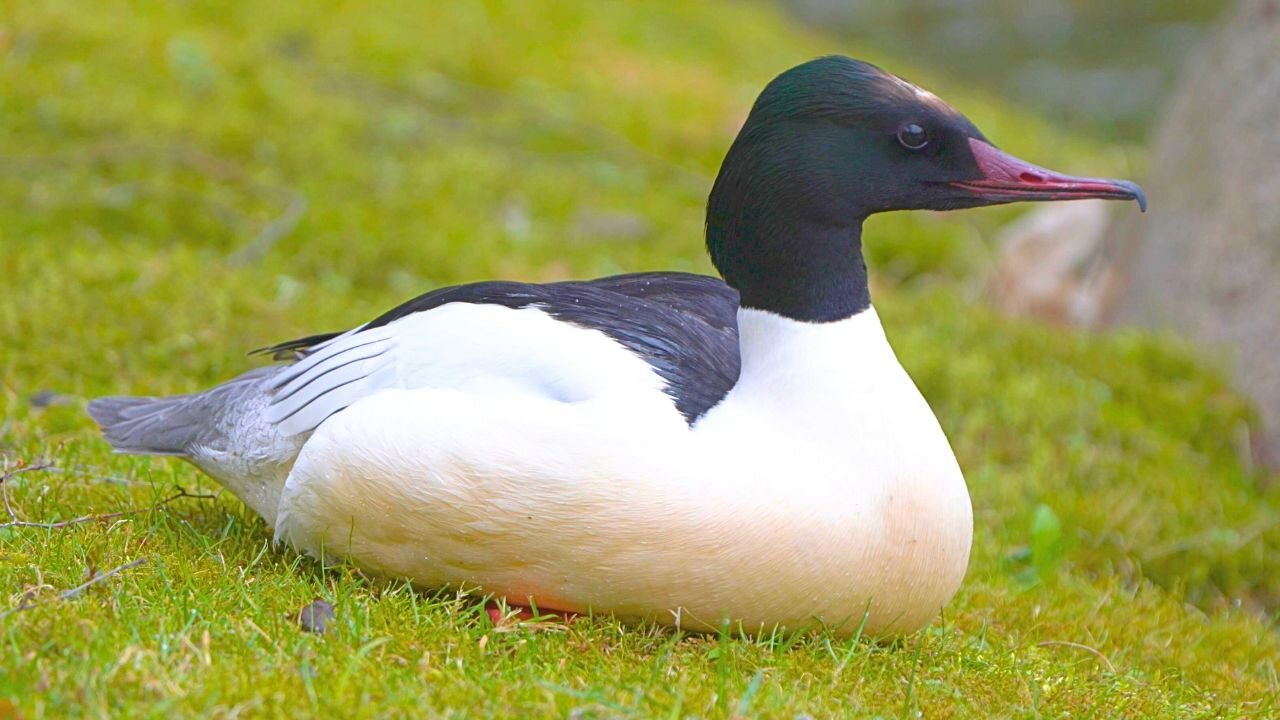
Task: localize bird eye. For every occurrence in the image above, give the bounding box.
[897,123,929,151]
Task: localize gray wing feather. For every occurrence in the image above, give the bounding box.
[263,329,399,436]
[89,367,277,456]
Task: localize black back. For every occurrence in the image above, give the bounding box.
[257,272,741,424]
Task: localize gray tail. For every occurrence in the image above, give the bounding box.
[88,394,206,456]
[88,366,277,457]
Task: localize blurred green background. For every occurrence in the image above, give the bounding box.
[2,1,1277,717]
[784,0,1225,140]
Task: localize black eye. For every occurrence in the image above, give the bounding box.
[897,123,929,151]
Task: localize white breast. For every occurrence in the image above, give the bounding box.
[687,308,973,633]
[269,304,971,636]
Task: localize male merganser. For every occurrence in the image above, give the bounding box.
[90,56,1145,636]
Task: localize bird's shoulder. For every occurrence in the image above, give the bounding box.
[255,272,742,427]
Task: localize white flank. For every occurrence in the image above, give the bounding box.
[199,302,975,636]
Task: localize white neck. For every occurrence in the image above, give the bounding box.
[694,304,924,462]
[729,306,908,406]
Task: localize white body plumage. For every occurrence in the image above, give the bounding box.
[190,303,971,636]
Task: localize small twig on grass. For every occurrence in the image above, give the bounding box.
[229,191,308,265]
[1,481,216,527]
[1037,640,1117,673]
[1,460,56,525]
[3,141,307,266]
[1142,517,1279,561]
[0,558,149,622]
[1,465,218,531]
[57,558,149,600]
[38,463,141,486]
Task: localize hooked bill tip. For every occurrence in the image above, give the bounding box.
[1119,179,1148,212]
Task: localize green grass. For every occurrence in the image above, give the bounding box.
[2,0,1277,717]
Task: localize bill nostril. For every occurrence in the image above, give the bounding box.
[1019,172,1046,184]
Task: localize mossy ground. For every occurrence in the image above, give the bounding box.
[2,1,1277,717]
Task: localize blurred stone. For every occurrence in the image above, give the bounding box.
[987,200,1116,326]
[28,390,71,409]
[570,208,652,243]
[499,198,533,243]
[296,598,335,634]
[1106,0,1280,469]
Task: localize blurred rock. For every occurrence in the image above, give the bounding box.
[296,598,335,634]
[570,208,652,243]
[1106,0,1280,469]
[499,198,533,243]
[28,390,72,409]
[987,200,1116,326]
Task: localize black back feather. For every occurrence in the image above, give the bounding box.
[257,272,741,424]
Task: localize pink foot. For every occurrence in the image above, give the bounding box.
[485,600,578,627]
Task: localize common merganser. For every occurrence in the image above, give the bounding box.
[90,56,1145,636]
